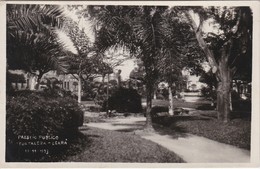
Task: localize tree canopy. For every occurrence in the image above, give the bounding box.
[184,6,252,122]
[87,5,209,128]
[7,4,69,87]
[7,4,252,123]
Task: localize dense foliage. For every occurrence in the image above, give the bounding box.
[7,5,68,86]
[102,87,142,113]
[6,91,84,161]
[185,7,252,122]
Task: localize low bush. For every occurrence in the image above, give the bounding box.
[156,93,166,100]
[6,91,84,161]
[200,86,217,100]
[144,106,169,117]
[9,88,73,99]
[102,87,142,113]
[232,100,251,112]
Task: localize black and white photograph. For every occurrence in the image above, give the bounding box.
[1,0,259,167]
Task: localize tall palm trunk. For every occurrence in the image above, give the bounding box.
[106,74,110,112]
[35,72,44,90]
[153,93,157,99]
[168,85,174,116]
[26,74,37,90]
[145,83,153,129]
[78,74,82,103]
[102,74,105,85]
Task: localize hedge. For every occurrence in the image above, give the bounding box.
[6,91,84,161]
[103,87,142,113]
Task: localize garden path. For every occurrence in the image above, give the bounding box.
[85,116,250,163]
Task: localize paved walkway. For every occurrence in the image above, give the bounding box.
[142,133,250,163]
[85,116,250,163]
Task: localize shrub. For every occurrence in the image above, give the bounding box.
[232,100,251,112]
[156,93,165,100]
[103,87,142,113]
[200,86,216,99]
[144,106,169,118]
[231,90,240,101]
[161,88,169,99]
[6,91,84,161]
[6,71,26,85]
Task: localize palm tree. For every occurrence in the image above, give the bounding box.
[157,8,205,115]
[7,4,68,89]
[61,18,113,103]
[88,5,205,129]
[88,6,171,129]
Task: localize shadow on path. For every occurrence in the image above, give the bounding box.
[85,115,250,163]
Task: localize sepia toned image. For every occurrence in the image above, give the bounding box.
[1,1,260,167]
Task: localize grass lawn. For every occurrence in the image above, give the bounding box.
[143,98,251,150]
[143,98,212,110]
[81,98,251,150]
[64,127,185,163]
[153,111,251,150]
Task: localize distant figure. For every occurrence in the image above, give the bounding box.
[116,69,122,87]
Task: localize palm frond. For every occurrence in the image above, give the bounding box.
[7,27,69,74]
[7,4,63,34]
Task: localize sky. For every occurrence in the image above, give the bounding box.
[114,59,136,80]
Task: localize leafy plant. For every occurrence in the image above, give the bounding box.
[7,4,69,89]
[103,87,142,113]
[6,91,84,161]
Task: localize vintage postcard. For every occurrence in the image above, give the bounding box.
[0,0,259,168]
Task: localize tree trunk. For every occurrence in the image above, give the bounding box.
[106,74,110,112]
[217,81,231,122]
[235,80,240,95]
[102,74,105,85]
[168,85,174,116]
[78,75,82,103]
[29,78,35,90]
[153,93,157,100]
[185,12,234,123]
[184,12,218,70]
[216,81,223,118]
[26,78,30,89]
[35,72,44,90]
[230,91,233,112]
[15,82,18,90]
[216,53,232,123]
[145,83,154,129]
